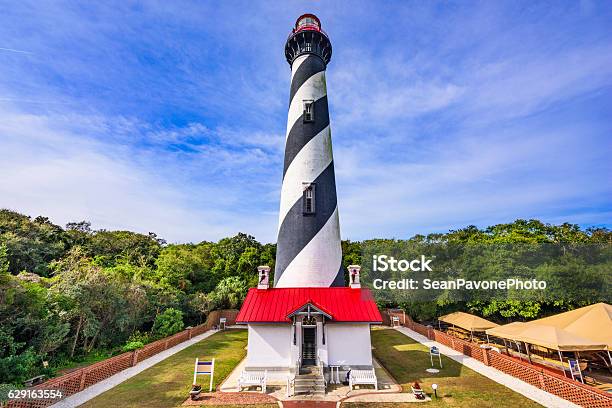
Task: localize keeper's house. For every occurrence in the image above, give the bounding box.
[236,266,382,380]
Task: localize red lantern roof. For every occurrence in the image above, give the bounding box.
[236,287,382,323]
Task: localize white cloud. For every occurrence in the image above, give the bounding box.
[0,105,279,243]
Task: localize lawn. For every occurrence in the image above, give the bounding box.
[344,328,543,408]
[82,329,274,408]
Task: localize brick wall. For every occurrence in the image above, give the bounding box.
[390,314,612,408]
[6,309,238,408]
[204,309,239,327]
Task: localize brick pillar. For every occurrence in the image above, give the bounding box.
[188,327,193,340]
[131,350,139,366]
[164,339,169,350]
[451,337,455,349]
[79,369,87,391]
[538,372,546,391]
[483,348,490,366]
[428,326,434,340]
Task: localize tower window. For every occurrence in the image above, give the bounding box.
[303,100,314,122]
[303,183,316,215]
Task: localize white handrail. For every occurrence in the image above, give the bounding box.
[317,350,326,390]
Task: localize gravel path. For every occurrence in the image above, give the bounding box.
[51,330,218,408]
[394,326,580,408]
[181,391,278,405]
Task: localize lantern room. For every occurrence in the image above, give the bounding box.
[285,13,332,65]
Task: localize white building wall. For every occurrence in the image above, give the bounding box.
[246,324,292,368]
[326,323,372,366]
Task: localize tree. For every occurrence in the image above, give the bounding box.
[0,243,9,275]
[0,210,68,276]
[86,230,164,268]
[0,328,38,385]
[155,244,212,291]
[210,276,248,309]
[152,308,184,338]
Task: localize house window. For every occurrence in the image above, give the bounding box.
[303,183,315,215]
[303,100,314,122]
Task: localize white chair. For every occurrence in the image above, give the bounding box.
[237,370,267,393]
[349,368,377,390]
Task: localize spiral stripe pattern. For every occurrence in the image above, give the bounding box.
[274,53,343,288]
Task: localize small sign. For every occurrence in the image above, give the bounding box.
[193,358,215,391]
[430,346,443,368]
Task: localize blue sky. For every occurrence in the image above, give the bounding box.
[0,1,611,243]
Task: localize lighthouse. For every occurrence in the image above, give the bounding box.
[275,14,343,288]
[236,15,381,392]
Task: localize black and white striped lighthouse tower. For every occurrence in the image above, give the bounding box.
[274,14,344,288]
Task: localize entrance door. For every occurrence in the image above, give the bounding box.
[302,327,316,365]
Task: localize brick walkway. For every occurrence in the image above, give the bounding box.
[182,392,277,405]
[283,401,336,408]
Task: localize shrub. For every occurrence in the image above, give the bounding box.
[121,341,144,352]
[152,308,184,339]
[127,331,150,345]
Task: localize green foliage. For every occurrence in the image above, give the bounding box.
[0,328,39,385]
[126,330,151,345]
[152,308,184,338]
[366,219,611,322]
[0,243,9,275]
[210,276,248,309]
[121,341,144,352]
[0,209,609,387]
[0,210,67,276]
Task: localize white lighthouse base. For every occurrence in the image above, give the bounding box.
[238,322,374,383]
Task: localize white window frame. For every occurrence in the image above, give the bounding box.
[302,182,316,215]
[303,100,314,122]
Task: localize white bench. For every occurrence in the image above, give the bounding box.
[237,370,267,393]
[349,369,377,390]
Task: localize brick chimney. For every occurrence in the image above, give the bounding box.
[258,266,270,289]
[348,265,361,288]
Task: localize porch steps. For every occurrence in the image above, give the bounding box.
[294,366,326,395]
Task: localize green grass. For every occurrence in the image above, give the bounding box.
[53,349,116,376]
[345,328,543,408]
[82,329,253,408]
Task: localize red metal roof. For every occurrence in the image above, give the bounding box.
[236,287,382,323]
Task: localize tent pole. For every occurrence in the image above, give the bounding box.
[516,341,522,361]
[525,342,532,364]
[607,349,612,366]
[486,334,490,344]
[558,350,566,377]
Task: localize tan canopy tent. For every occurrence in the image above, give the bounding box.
[485,304,612,373]
[486,303,612,350]
[439,311,499,332]
[528,303,612,349]
[486,322,527,338]
[513,324,606,352]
